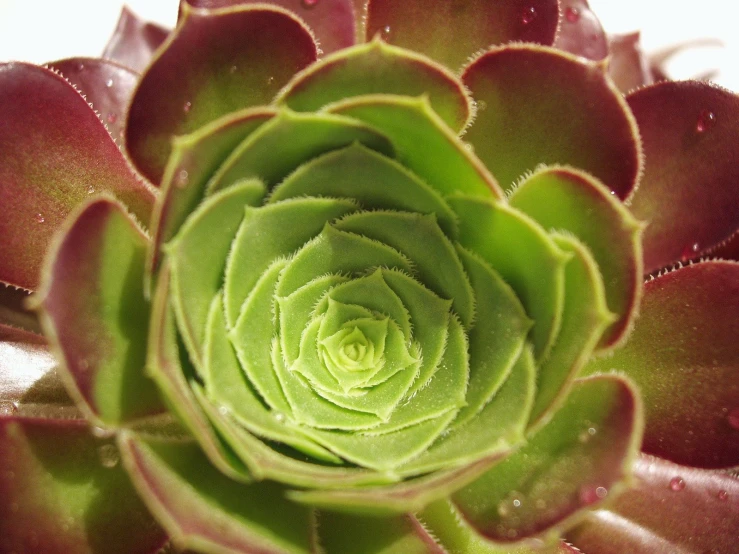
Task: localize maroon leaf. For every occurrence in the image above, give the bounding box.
[607,33,654,94]
[584,261,739,468]
[36,198,165,427]
[183,0,357,54]
[0,63,155,291]
[102,6,170,73]
[626,80,739,273]
[48,57,140,145]
[365,0,559,71]
[553,0,608,61]
[462,45,641,198]
[0,417,167,554]
[125,4,318,184]
[567,454,739,554]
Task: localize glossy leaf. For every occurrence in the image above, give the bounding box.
[0,418,166,554]
[277,38,472,133]
[48,57,139,144]
[365,0,559,70]
[462,45,641,198]
[452,375,642,543]
[0,62,155,291]
[183,0,357,54]
[102,6,169,73]
[126,4,318,183]
[509,165,643,350]
[584,261,739,468]
[567,454,739,554]
[553,0,608,61]
[36,198,164,427]
[119,433,314,554]
[626,80,739,273]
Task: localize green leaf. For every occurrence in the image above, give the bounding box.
[207,109,394,194]
[509,165,643,350]
[0,418,166,554]
[448,195,569,361]
[269,143,459,238]
[118,432,315,554]
[224,196,357,327]
[167,179,265,364]
[452,375,643,543]
[277,38,473,132]
[335,210,475,327]
[37,197,163,426]
[327,94,504,199]
[126,5,318,183]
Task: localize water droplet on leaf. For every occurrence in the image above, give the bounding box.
[381,25,392,39]
[106,113,117,124]
[176,169,189,188]
[229,65,237,74]
[87,186,95,194]
[521,6,538,25]
[34,213,44,224]
[565,7,580,23]
[183,101,192,113]
[98,444,120,468]
[696,110,716,133]
[718,490,728,501]
[669,476,686,491]
[105,78,113,88]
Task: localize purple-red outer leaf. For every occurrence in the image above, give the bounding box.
[125,4,317,184]
[553,0,608,61]
[626,80,739,273]
[607,32,654,94]
[37,198,165,427]
[48,57,140,144]
[462,45,641,198]
[0,417,166,554]
[0,63,155,291]
[183,0,357,54]
[584,261,739,468]
[102,6,170,73]
[365,0,559,71]
[567,454,739,554]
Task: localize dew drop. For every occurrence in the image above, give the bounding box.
[273,412,285,422]
[727,407,739,429]
[176,169,189,188]
[301,0,319,8]
[696,110,716,133]
[565,6,580,23]
[91,425,114,438]
[521,6,538,25]
[266,76,275,86]
[87,185,96,194]
[497,502,510,517]
[106,113,117,124]
[98,444,120,468]
[596,486,608,499]
[477,100,487,112]
[34,213,45,224]
[105,78,114,88]
[0,401,18,416]
[183,101,192,113]
[512,498,522,508]
[718,490,729,501]
[381,25,392,39]
[218,405,229,416]
[77,62,85,71]
[669,476,686,491]
[229,65,238,74]
[588,426,597,435]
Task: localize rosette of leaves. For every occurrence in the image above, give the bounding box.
[0,2,738,554]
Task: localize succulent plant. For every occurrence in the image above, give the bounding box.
[1,1,738,553]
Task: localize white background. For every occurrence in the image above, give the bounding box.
[0,0,736,90]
